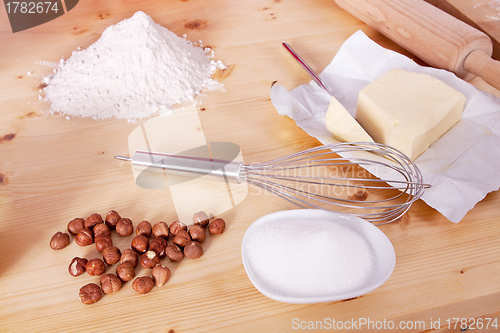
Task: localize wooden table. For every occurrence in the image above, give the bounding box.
[1,0,499,332]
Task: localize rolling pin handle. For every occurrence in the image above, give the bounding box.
[464,50,500,91]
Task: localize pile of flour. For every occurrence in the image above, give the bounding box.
[43,11,225,120]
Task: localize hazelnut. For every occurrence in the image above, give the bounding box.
[84,213,103,229]
[116,262,135,282]
[100,273,122,294]
[208,218,226,235]
[120,249,139,267]
[173,229,191,247]
[184,241,203,259]
[50,231,70,250]
[75,228,93,246]
[86,258,106,276]
[165,243,184,262]
[132,276,154,294]
[93,223,111,238]
[152,265,171,287]
[131,235,149,253]
[68,257,88,277]
[120,248,139,267]
[189,224,206,243]
[136,220,152,237]
[152,222,169,239]
[193,211,210,228]
[149,237,167,257]
[79,283,102,305]
[116,218,133,236]
[95,235,113,252]
[103,246,122,265]
[67,218,85,235]
[105,210,121,229]
[140,250,160,269]
[169,221,187,236]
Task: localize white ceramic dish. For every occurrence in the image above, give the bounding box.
[241,209,396,304]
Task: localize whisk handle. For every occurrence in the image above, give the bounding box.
[128,150,244,183]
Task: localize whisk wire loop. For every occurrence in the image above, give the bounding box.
[242,143,429,224]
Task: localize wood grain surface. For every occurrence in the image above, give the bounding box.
[1,1,499,332]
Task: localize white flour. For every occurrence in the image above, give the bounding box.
[43,11,225,120]
[474,0,500,20]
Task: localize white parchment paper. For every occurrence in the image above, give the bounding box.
[270,31,500,223]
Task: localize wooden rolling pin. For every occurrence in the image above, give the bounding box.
[334,0,500,90]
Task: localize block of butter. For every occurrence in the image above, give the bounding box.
[355,69,465,160]
[325,96,374,143]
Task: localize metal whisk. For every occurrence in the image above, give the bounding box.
[240,143,429,224]
[115,142,429,224]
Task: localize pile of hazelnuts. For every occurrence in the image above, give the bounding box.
[49,210,226,305]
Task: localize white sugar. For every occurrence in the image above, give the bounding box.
[245,218,376,297]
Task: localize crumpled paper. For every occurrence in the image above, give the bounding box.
[270,30,500,223]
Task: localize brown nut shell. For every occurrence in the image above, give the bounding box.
[95,235,113,252]
[193,211,210,228]
[131,235,149,253]
[116,218,134,236]
[84,213,103,229]
[67,218,85,235]
[173,229,191,247]
[169,221,187,236]
[79,283,102,305]
[93,223,111,238]
[86,258,106,276]
[152,222,169,239]
[120,248,139,267]
[140,250,160,269]
[165,243,184,262]
[132,276,154,294]
[69,257,88,277]
[103,246,122,265]
[50,231,70,250]
[184,241,203,259]
[189,224,206,243]
[100,273,122,294]
[75,228,93,246]
[136,220,152,237]
[149,237,167,257]
[116,262,135,282]
[105,210,121,229]
[152,265,171,287]
[208,218,226,235]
